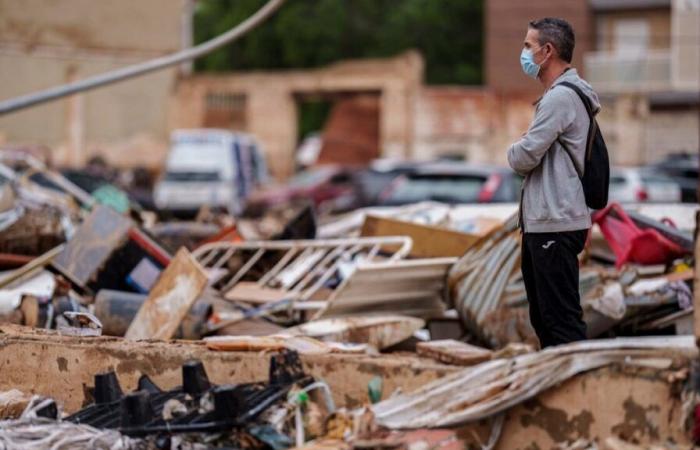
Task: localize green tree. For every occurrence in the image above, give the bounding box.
[194,0,483,85]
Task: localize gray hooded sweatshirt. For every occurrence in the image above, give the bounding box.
[507,68,600,233]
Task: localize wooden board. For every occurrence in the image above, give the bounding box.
[51,206,132,288]
[204,335,331,355]
[360,215,481,258]
[416,340,493,366]
[224,281,289,304]
[125,248,208,340]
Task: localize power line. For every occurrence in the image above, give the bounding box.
[0,0,285,116]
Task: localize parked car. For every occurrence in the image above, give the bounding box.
[648,153,698,202]
[378,163,522,206]
[608,167,681,203]
[356,159,423,206]
[245,165,364,215]
[153,129,268,216]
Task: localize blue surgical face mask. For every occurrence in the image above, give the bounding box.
[520,47,541,79]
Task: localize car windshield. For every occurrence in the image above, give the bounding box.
[385,174,487,204]
[640,172,676,184]
[609,175,626,186]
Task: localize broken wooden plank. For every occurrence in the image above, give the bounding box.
[125,248,208,340]
[224,281,289,304]
[51,206,132,288]
[360,215,482,258]
[204,335,331,355]
[416,340,493,366]
[283,315,425,350]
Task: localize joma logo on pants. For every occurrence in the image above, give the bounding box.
[542,240,556,249]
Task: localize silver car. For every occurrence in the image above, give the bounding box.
[609,167,681,203]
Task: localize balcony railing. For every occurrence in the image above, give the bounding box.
[584,49,672,93]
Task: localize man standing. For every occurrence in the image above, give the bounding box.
[507,18,600,348]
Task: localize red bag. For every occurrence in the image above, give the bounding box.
[592,203,686,268]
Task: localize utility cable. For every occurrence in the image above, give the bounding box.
[0,0,285,115]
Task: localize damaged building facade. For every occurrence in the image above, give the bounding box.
[0,0,194,168]
[0,0,697,175]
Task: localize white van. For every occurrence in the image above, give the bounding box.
[154,129,268,215]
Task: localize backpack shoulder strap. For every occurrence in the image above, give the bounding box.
[557,81,594,119]
[556,82,597,176]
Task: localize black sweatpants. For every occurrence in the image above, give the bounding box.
[521,230,588,348]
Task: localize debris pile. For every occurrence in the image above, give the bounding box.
[0,153,697,448]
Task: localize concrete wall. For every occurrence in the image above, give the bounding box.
[0,0,186,168]
[413,87,533,164]
[171,52,424,179]
[0,326,691,449]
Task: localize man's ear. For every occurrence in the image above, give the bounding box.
[546,43,556,59]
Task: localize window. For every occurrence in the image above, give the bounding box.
[204,92,247,130]
[613,19,649,56]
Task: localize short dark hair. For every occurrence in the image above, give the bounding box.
[528,18,575,63]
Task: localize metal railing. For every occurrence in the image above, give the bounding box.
[193,237,412,303]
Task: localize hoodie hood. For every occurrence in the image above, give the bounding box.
[551,68,601,114]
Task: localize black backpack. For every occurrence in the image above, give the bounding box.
[557,81,610,210]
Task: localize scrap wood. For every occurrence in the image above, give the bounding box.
[205,335,287,352]
[225,281,289,304]
[360,214,482,258]
[207,297,294,332]
[416,340,493,366]
[283,315,425,350]
[213,316,285,337]
[51,206,132,288]
[204,335,335,355]
[371,336,697,429]
[125,248,208,340]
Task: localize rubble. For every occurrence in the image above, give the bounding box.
[52,205,170,294]
[371,336,697,429]
[282,315,425,350]
[360,214,484,258]
[0,152,696,449]
[125,248,207,340]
